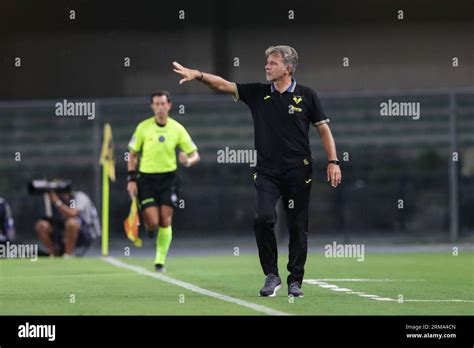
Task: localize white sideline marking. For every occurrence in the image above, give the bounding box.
[303,279,474,303]
[404,299,474,303]
[330,288,352,292]
[306,278,424,282]
[102,257,290,316]
[359,294,381,298]
[347,291,367,295]
[319,284,339,288]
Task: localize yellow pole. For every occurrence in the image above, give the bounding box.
[102,163,109,256]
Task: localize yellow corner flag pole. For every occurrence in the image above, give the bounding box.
[99,123,116,256]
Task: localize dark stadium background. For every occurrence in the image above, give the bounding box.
[0,0,473,248]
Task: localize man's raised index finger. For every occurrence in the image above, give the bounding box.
[172,61,183,69]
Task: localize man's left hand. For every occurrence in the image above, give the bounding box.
[327,164,342,188]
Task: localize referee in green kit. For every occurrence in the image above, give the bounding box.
[127,91,200,272]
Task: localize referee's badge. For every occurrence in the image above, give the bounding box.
[159,135,165,142]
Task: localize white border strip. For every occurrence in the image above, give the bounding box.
[102,257,290,316]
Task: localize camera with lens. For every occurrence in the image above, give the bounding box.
[28,179,73,195]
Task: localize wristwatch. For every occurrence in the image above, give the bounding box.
[328,160,340,165]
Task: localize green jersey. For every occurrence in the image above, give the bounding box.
[128,116,197,174]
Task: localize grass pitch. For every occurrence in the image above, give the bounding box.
[1,251,473,315]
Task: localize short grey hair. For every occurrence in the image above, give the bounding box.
[265,45,299,75]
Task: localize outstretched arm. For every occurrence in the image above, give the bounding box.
[172,61,236,95]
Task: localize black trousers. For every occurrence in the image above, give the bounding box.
[253,165,312,286]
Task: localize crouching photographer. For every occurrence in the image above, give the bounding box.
[29,179,101,257]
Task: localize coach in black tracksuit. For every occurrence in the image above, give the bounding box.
[173,45,342,297]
